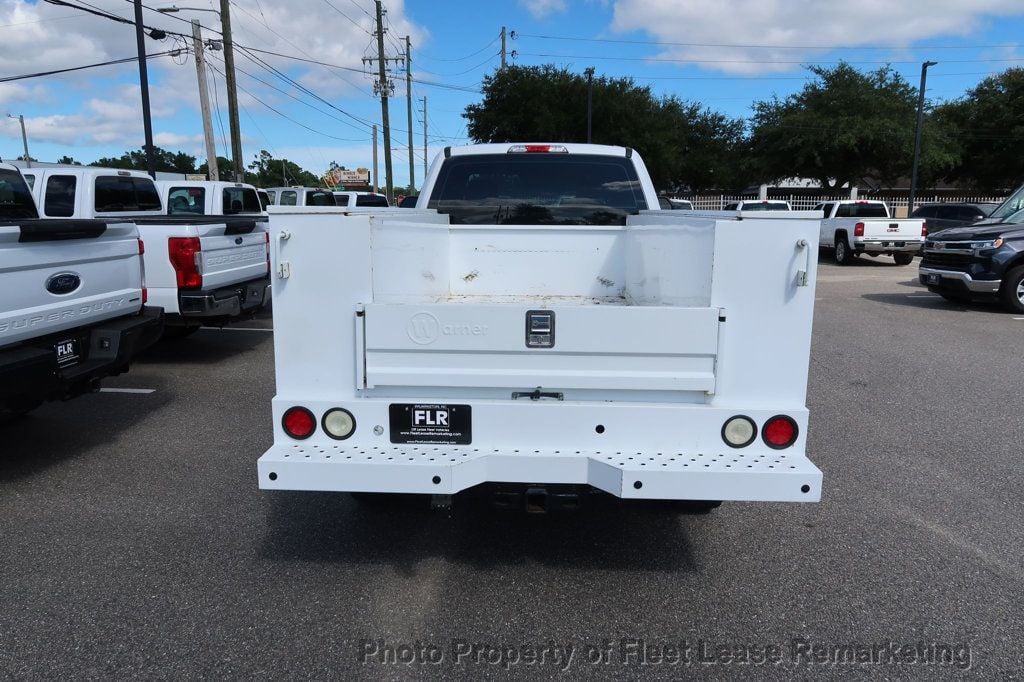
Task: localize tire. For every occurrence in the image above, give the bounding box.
[893,253,914,266]
[834,234,852,265]
[999,265,1024,314]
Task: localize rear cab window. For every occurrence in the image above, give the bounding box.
[428,153,648,225]
[306,190,336,206]
[0,168,39,219]
[167,187,205,215]
[44,175,77,217]
[223,187,261,214]
[355,194,388,207]
[94,176,161,213]
[334,194,350,206]
[279,191,297,206]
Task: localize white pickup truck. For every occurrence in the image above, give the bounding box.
[257,143,822,512]
[814,199,925,265]
[263,186,337,207]
[25,168,270,335]
[0,163,162,418]
[156,180,265,219]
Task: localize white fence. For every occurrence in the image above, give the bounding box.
[681,193,1007,216]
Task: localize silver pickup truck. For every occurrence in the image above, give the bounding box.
[0,163,162,418]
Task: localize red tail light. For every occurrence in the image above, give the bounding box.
[168,237,202,289]
[142,287,148,304]
[854,222,865,237]
[762,415,798,449]
[137,238,145,255]
[265,231,270,275]
[922,222,928,237]
[282,406,316,440]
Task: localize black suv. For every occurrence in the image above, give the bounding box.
[919,186,1024,312]
[911,202,998,233]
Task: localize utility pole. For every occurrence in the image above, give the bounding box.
[501,26,506,70]
[8,114,30,167]
[908,60,937,215]
[191,20,218,181]
[368,0,395,201]
[372,124,379,194]
[421,96,427,181]
[405,36,415,193]
[219,0,244,181]
[132,0,156,178]
[585,67,595,144]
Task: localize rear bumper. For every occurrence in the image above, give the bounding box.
[257,444,822,502]
[177,276,270,320]
[853,238,924,253]
[0,307,163,406]
[919,267,1001,294]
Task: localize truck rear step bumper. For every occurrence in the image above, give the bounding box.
[257,444,821,502]
[178,276,270,319]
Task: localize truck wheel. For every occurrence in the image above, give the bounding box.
[893,253,914,266]
[834,234,852,265]
[999,265,1024,314]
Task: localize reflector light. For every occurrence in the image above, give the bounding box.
[922,222,928,237]
[722,416,757,448]
[507,144,568,154]
[762,415,798,449]
[322,408,356,440]
[282,406,316,440]
[854,222,865,237]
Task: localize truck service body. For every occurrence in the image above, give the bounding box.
[258,144,822,506]
[0,163,162,415]
[24,168,271,329]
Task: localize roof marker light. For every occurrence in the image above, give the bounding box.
[507,145,569,154]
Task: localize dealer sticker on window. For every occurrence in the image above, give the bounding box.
[389,404,472,445]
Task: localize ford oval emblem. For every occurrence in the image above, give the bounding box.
[45,272,82,296]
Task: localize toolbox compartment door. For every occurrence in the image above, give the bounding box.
[361,303,719,393]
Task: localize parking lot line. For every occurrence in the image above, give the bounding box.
[98,388,156,394]
[200,327,274,332]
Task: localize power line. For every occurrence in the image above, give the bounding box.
[321,0,371,34]
[517,51,1024,67]
[0,50,178,83]
[419,35,501,62]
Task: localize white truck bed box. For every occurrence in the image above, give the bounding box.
[258,207,822,502]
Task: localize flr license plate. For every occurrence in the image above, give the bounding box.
[55,337,81,367]
[389,404,472,444]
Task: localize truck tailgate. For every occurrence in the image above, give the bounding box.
[360,303,719,392]
[195,220,267,289]
[860,219,923,240]
[0,220,144,348]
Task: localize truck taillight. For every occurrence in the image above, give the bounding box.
[854,222,865,237]
[142,287,147,304]
[282,406,316,440]
[762,415,798,449]
[265,231,270,275]
[138,238,145,255]
[507,144,569,154]
[922,222,928,237]
[168,237,202,289]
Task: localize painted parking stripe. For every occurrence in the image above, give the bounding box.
[99,388,156,394]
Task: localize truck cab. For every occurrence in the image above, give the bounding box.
[262,186,337,207]
[331,191,390,208]
[156,180,265,217]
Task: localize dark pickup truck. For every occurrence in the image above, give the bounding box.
[919,184,1024,312]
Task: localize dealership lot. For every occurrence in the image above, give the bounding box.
[1,257,1021,677]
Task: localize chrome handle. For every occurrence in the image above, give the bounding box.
[796,239,810,286]
[275,230,291,279]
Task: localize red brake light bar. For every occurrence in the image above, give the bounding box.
[507,145,569,154]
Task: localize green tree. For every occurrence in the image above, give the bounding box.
[56,155,82,165]
[748,62,957,189]
[463,65,745,191]
[933,67,1024,192]
[91,147,198,175]
[247,150,319,187]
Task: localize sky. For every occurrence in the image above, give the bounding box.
[1,0,1023,190]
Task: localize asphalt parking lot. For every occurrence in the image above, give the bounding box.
[2,255,1022,677]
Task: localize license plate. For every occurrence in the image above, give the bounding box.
[389,404,471,444]
[54,337,81,367]
[924,274,941,285]
[887,225,899,232]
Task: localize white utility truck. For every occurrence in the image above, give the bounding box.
[25,168,270,335]
[814,199,925,265]
[0,163,162,418]
[258,143,822,510]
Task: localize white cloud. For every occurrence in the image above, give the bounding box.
[610,0,1024,74]
[520,0,569,20]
